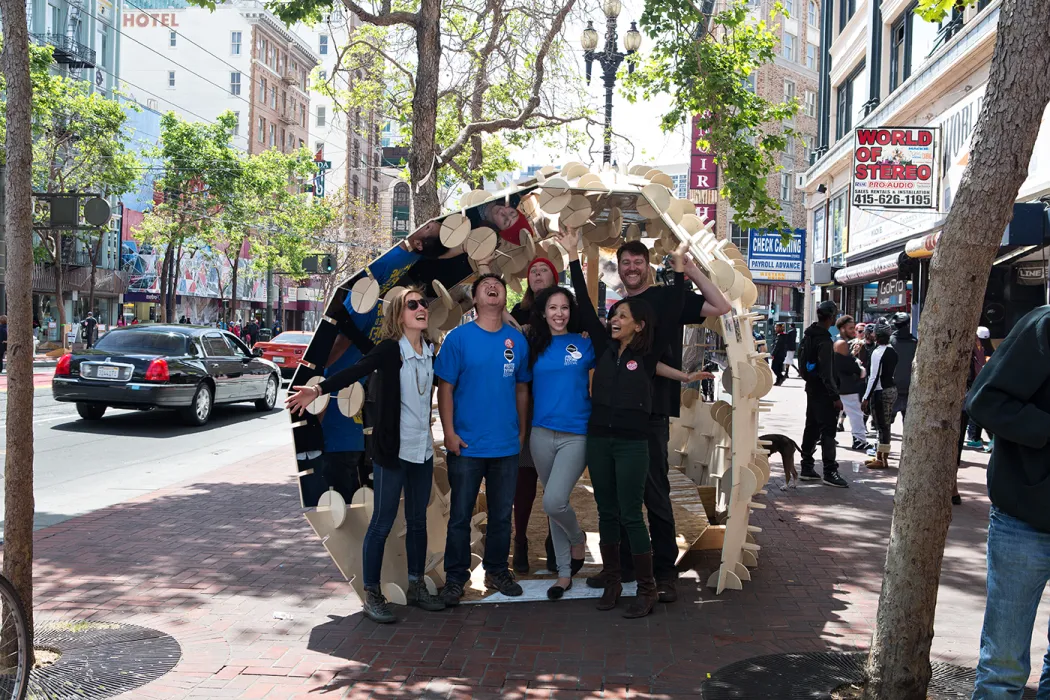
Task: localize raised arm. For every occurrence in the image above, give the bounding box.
[557,228,610,355]
[683,257,732,317]
[643,242,688,372]
[285,339,396,416]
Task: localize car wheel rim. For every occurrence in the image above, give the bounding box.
[266,377,277,406]
[196,388,210,420]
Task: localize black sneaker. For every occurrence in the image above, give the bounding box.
[363,586,396,624]
[485,569,523,597]
[823,471,849,488]
[799,467,821,481]
[512,540,530,574]
[441,581,464,607]
[407,579,445,612]
[851,438,873,452]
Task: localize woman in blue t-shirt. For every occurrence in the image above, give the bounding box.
[526,284,596,599]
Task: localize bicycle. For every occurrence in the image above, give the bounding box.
[0,574,29,700]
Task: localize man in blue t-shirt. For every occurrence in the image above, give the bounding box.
[435,273,531,605]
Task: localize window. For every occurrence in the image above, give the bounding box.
[839,0,856,31]
[318,69,327,83]
[231,31,241,55]
[316,106,326,127]
[169,30,177,47]
[730,223,749,250]
[784,0,794,16]
[265,41,272,65]
[269,123,275,146]
[804,135,816,164]
[780,173,793,202]
[783,79,796,103]
[374,152,380,168]
[670,173,688,198]
[353,140,360,166]
[47,2,60,33]
[300,105,306,127]
[203,334,233,357]
[270,87,277,108]
[888,5,941,92]
[230,72,241,95]
[743,72,756,93]
[168,71,176,88]
[805,90,816,116]
[260,78,267,104]
[258,117,265,142]
[835,64,867,140]
[352,176,359,198]
[319,35,329,55]
[807,44,818,70]
[782,32,797,62]
[808,0,818,26]
[232,111,240,135]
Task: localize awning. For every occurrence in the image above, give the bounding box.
[833,252,901,285]
[904,203,1049,259]
[904,231,941,259]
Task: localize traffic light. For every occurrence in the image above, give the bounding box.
[321,254,334,273]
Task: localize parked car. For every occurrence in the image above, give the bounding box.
[51,325,281,426]
[251,331,313,379]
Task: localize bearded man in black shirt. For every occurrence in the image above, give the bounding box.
[585,240,730,602]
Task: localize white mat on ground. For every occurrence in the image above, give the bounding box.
[463,578,638,604]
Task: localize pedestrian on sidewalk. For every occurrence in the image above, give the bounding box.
[81,312,98,349]
[508,256,559,577]
[964,326,995,452]
[771,323,789,385]
[435,274,531,607]
[833,315,870,452]
[965,306,1050,699]
[798,301,849,488]
[782,324,798,378]
[592,238,730,603]
[890,312,916,420]
[862,323,898,469]
[286,288,445,623]
[0,315,7,374]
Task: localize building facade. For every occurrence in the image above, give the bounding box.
[799,0,1050,338]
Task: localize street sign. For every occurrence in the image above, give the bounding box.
[313,172,325,198]
[317,160,332,171]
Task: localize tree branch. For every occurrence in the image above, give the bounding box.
[340,0,419,27]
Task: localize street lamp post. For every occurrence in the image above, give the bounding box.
[581,0,642,165]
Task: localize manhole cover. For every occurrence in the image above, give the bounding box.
[701,651,1038,700]
[29,620,181,699]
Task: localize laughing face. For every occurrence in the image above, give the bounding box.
[544,291,571,335]
[474,276,507,310]
[609,302,643,344]
[401,292,429,332]
[617,251,649,293]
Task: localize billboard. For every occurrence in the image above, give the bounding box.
[747,228,806,283]
[851,127,939,210]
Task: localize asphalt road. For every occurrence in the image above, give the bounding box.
[0,377,295,535]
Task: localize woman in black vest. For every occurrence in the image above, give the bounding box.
[862,323,898,469]
[286,288,445,623]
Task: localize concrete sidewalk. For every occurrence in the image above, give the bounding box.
[13,377,1048,699]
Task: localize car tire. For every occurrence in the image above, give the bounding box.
[75,403,107,421]
[181,382,214,426]
[255,374,279,411]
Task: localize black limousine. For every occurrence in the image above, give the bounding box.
[52,325,281,426]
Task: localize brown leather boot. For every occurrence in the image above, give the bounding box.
[623,552,658,619]
[595,543,622,611]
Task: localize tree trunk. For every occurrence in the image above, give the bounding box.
[863,0,1050,696]
[53,231,67,341]
[468,134,484,191]
[1,0,37,663]
[168,241,183,323]
[230,255,239,324]
[88,229,104,318]
[408,0,442,224]
[159,241,173,324]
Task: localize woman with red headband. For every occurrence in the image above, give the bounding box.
[510,256,559,575]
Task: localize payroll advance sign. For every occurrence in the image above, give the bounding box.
[747,228,806,283]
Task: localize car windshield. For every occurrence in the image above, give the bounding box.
[94,330,189,356]
[272,332,312,344]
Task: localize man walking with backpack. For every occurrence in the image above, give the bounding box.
[799,300,849,488]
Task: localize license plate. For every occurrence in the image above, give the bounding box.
[97,366,119,379]
[272,356,285,364]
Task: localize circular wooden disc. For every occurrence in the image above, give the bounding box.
[539,165,557,178]
[728,269,748,301]
[540,177,569,195]
[625,223,641,242]
[351,484,374,519]
[432,279,455,309]
[735,361,758,397]
[560,195,593,228]
[723,242,745,261]
[303,375,330,415]
[753,360,774,398]
[649,172,675,189]
[740,278,759,308]
[465,227,498,260]
[427,301,449,335]
[507,276,523,295]
[383,285,406,306]
[679,213,705,236]
[383,582,407,606]
[337,382,365,418]
[607,207,623,239]
[350,276,380,314]
[561,162,590,180]
[681,387,699,408]
[733,259,752,279]
[541,241,568,272]
[539,190,572,214]
[642,168,665,182]
[584,223,609,243]
[317,488,346,529]
[441,305,463,330]
[461,189,490,208]
[636,198,657,220]
[577,173,605,189]
[440,213,471,247]
[708,259,737,292]
[629,164,652,175]
[712,400,731,426]
[501,245,531,274]
[667,197,690,224]
[522,231,536,259]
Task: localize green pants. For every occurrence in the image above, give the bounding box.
[586,435,651,555]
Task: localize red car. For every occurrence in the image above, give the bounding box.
[253,331,313,378]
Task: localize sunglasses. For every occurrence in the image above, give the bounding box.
[406,298,429,311]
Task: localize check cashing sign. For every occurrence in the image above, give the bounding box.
[851,127,940,210]
[747,228,805,283]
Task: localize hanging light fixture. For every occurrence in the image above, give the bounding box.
[580,20,599,50]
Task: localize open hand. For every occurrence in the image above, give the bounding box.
[556,227,580,262]
[286,384,321,416]
[687,371,715,383]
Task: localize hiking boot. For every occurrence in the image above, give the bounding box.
[441,580,464,607]
[623,552,658,619]
[822,470,849,488]
[485,569,523,597]
[799,466,821,481]
[512,539,530,574]
[595,543,622,611]
[363,586,396,624]
[865,452,888,469]
[657,578,678,603]
[407,579,445,612]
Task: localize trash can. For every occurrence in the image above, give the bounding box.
[258,328,273,342]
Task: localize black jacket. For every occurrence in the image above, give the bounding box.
[890,329,917,394]
[771,332,790,361]
[966,306,1050,533]
[569,259,684,439]
[801,323,839,399]
[833,347,864,396]
[318,322,429,469]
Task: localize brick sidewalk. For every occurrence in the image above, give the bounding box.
[16,377,1049,699]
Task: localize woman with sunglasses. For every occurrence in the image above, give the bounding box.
[557,228,688,618]
[286,289,445,623]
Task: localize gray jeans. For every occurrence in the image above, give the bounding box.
[529,426,587,578]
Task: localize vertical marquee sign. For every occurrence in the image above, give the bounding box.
[851,126,940,210]
[690,115,719,226]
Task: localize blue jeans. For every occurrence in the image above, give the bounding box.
[974,506,1050,699]
[443,453,518,585]
[361,457,434,588]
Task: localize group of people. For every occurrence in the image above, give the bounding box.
[287,227,731,624]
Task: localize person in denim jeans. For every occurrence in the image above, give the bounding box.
[435,274,531,606]
[966,306,1050,698]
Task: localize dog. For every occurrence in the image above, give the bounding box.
[760,433,800,489]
